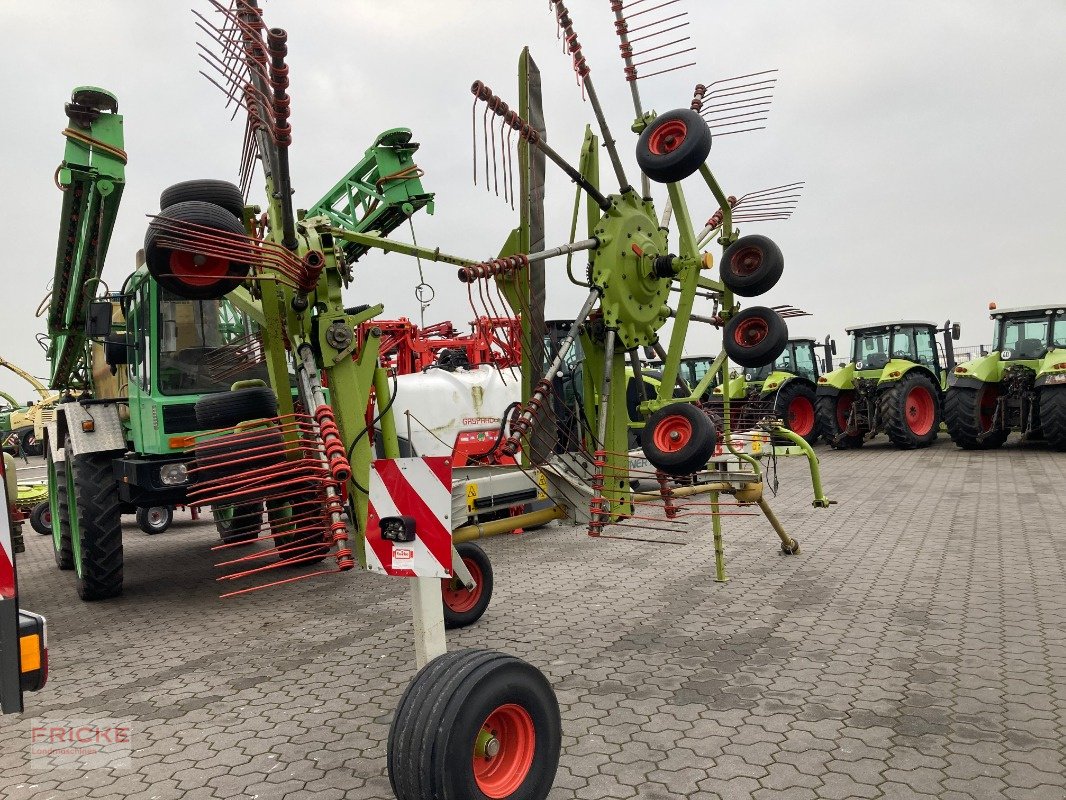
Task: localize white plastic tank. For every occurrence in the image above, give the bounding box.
[378,365,521,457]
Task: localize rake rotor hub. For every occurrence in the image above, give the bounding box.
[589,192,671,349]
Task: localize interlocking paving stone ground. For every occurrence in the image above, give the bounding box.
[1,439,1064,799]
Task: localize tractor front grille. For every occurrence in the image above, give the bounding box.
[161,403,199,433]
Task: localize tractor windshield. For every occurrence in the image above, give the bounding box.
[157,290,269,395]
[852,330,890,370]
[791,343,818,382]
[995,315,1052,360]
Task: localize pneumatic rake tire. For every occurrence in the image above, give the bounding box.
[388,649,561,800]
[816,393,864,449]
[50,449,74,570]
[635,108,712,184]
[943,385,1007,450]
[195,386,278,430]
[879,371,940,449]
[723,307,788,368]
[71,449,124,601]
[144,200,250,300]
[30,502,51,536]
[1038,386,1066,451]
[160,179,246,221]
[643,402,717,476]
[772,381,819,446]
[442,542,494,630]
[720,235,784,297]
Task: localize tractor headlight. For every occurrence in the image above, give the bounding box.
[159,463,189,486]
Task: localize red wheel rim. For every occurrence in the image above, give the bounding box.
[787,396,815,437]
[473,703,536,798]
[729,246,764,277]
[647,119,688,155]
[442,556,482,613]
[905,385,935,436]
[652,414,693,453]
[836,394,854,433]
[168,250,231,287]
[42,510,51,526]
[733,317,768,348]
[977,384,999,432]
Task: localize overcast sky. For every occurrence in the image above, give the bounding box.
[1,1,1064,401]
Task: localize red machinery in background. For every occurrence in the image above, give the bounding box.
[356,316,521,375]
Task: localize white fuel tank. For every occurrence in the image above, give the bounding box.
[379,365,521,457]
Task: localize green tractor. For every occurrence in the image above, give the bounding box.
[817,320,960,449]
[709,336,835,445]
[944,304,1066,450]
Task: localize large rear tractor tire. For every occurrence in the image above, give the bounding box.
[879,371,940,449]
[816,392,864,449]
[48,447,74,570]
[388,649,561,800]
[69,441,123,601]
[443,542,494,630]
[944,384,1008,450]
[213,502,263,545]
[1038,385,1066,451]
[771,381,819,445]
[642,403,718,476]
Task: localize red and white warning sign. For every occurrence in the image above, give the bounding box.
[365,456,452,579]
[0,478,15,601]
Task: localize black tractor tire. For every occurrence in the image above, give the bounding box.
[194,426,287,484]
[1038,385,1066,451]
[194,386,278,430]
[642,403,718,476]
[723,307,788,368]
[144,200,250,300]
[879,371,941,449]
[160,179,246,220]
[944,385,1008,450]
[136,506,174,535]
[442,542,494,630]
[720,235,784,297]
[268,492,332,566]
[17,427,43,457]
[70,445,124,601]
[51,449,74,570]
[30,501,51,535]
[771,381,819,445]
[214,502,263,544]
[388,648,561,800]
[635,109,712,184]
[816,392,864,449]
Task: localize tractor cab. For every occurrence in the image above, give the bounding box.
[745,338,820,386]
[992,306,1066,362]
[843,321,950,386]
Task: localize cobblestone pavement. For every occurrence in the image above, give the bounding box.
[1,438,1065,799]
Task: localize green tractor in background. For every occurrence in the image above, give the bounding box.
[709,336,836,445]
[944,304,1066,450]
[817,320,960,449]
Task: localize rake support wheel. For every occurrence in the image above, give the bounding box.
[642,403,717,476]
[636,109,712,184]
[443,542,494,630]
[160,179,246,220]
[194,386,278,431]
[720,235,784,297]
[723,307,788,368]
[388,649,561,800]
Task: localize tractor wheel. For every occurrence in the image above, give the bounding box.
[772,381,819,445]
[723,307,788,368]
[144,200,250,300]
[443,542,494,630]
[879,372,940,449]
[136,506,174,535]
[213,502,263,545]
[816,392,864,449]
[1038,385,1066,451]
[642,403,718,476]
[18,427,43,457]
[635,109,712,184]
[720,235,784,297]
[388,649,561,800]
[194,426,286,483]
[160,179,246,220]
[69,441,123,601]
[30,501,51,536]
[943,384,1008,450]
[194,386,278,430]
[49,448,74,570]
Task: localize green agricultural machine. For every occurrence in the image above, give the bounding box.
[710,335,835,445]
[817,320,960,449]
[945,304,1066,449]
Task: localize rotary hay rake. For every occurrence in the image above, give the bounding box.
[141,0,835,796]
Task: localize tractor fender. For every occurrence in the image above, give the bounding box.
[815,364,854,394]
[55,402,126,459]
[759,372,812,397]
[950,352,1002,386]
[815,384,842,397]
[1035,348,1066,388]
[948,375,987,391]
[876,362,943,395]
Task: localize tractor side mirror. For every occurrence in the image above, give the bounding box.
[951,323,961,341]
[104,333,130,369]
[86,301,113,337]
